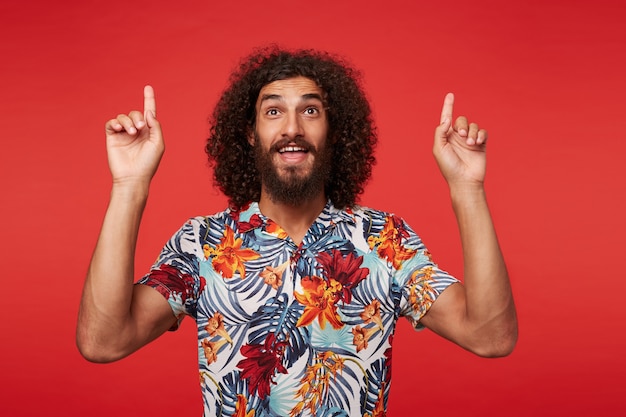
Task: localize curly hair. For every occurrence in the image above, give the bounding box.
[205,46,377,210]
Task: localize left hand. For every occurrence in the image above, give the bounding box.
[433,93,488,188]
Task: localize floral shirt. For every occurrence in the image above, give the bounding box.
[138,201,458,417]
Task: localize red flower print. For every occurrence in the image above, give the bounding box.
[238,213,263,233]
[316,249,369,304]
[237,333,289,400]
[384,335,393,383]
[149,264,205,302]
[228,202,252,223]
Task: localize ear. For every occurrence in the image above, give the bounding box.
[247,126,255,146]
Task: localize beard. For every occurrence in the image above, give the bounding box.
[254,134,332,206]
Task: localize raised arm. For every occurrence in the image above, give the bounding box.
[76,86,176,363]
[420,93,517,357]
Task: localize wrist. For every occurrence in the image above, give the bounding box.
[449,182,487,208]
[449,180,485,197]
[110,179,151,203]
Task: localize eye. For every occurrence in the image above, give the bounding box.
[266,108,279,116]
[304,107,319,115]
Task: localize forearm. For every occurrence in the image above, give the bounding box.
[77,182,149,360]
[450,184,517,353]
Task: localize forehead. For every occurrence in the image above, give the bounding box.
[257,76,324,103]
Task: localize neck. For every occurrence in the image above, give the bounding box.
[258,190,327,246]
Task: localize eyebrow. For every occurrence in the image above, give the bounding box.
[259,93,324,104]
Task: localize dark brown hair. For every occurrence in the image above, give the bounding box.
[206,46,377,209]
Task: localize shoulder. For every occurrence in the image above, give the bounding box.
[165,208,232,243]
[340,205,392,222]
[348,205,413,230]
[185,207,232,227]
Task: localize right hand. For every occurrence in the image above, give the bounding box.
[105,86,164,186]
[432,93,488,191]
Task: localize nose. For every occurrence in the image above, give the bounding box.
[281,110,304,139]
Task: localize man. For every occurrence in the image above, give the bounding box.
[77,48,517,417]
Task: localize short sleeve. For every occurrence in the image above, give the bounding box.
[136,218,205,330]
[394,219,459,330]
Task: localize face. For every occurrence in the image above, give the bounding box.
[251,76,332,205]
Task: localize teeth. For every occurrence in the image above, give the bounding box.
[279,146,306,153]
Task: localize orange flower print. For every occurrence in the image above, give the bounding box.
[233,394,255,417]
[266,219,288,239]
[360,300,383,331]
[260,261,288,290]
[201,338,229,365]
[410,266,434,283]
[203,225,260,278]
[289,401,305,417]
[294,276,344,330]
[408,267,436,313]
[367,215,416,270]
[409,286,435,314]
[351,325,376,353]
[290,351,347,417]
[205,312,232,344]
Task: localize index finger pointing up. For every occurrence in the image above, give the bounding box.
[144,85,156,118]
[440,92,454,124]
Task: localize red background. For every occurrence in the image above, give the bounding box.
[1,0,625,415]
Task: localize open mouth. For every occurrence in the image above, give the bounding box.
[278,145,308,154]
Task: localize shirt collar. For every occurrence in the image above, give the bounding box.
[229,200,356,235]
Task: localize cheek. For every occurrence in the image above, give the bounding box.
[310,124,329,145]
[254,122,279,145]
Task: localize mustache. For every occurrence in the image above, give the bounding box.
[267,137,316,154]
